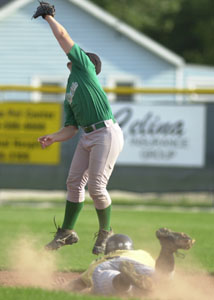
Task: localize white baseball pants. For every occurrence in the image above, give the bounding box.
[66,121,124,209]
[92,258,154,295]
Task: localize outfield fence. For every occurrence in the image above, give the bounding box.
[1,85,214,95]
[0,85,214,194]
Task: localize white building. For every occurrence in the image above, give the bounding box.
[0,0,213,103]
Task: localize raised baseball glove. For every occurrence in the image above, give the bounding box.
[32,1,55,19]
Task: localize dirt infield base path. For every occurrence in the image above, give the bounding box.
[0,270,79,289]
[0,270,214,300]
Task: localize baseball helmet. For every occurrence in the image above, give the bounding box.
[105,234,134,254]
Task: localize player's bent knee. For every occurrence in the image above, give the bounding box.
[66,175,87,191]
[88,185,111,209]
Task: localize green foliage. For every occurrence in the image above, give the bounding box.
[90,0,214,65]
[169,0,214,64]
[91,0,182,32]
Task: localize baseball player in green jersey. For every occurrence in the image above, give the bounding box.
[33,3,124,254]
[66,228,195,296]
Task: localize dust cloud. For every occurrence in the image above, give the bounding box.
[146,269,214,300]
[5,237,214,299]
[8,236,58,289]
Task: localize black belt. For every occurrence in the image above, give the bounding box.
[83,119,115,133]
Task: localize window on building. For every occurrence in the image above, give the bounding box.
[107,75,140,103]
[187,77,214,102]
[115,81,134,102]
[31,76,66,102]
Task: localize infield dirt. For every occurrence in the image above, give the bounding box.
[0,236,213,300]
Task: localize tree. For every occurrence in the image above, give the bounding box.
[90,0,214,65]
[91,0,182,33]
[164,0,214,65]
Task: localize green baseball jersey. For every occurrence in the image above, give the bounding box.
[80,249,155,288]
[64,43,114,127]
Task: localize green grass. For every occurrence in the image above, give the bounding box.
[0,205,213,272]
[2,194,214,208]
[0,204,213,300]
[0,286,129,300]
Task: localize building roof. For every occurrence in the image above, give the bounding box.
[0,0,13,8]
[0,0,184,66]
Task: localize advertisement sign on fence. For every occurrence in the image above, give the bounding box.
[0,102,206,167]
[112,104,206,167]
[0,102,61,164]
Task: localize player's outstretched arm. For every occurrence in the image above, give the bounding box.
[38,125,78,149]
[44,15,74,54]
[32,2,74,54]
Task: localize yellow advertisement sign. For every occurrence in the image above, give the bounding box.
[0,102,62,164]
